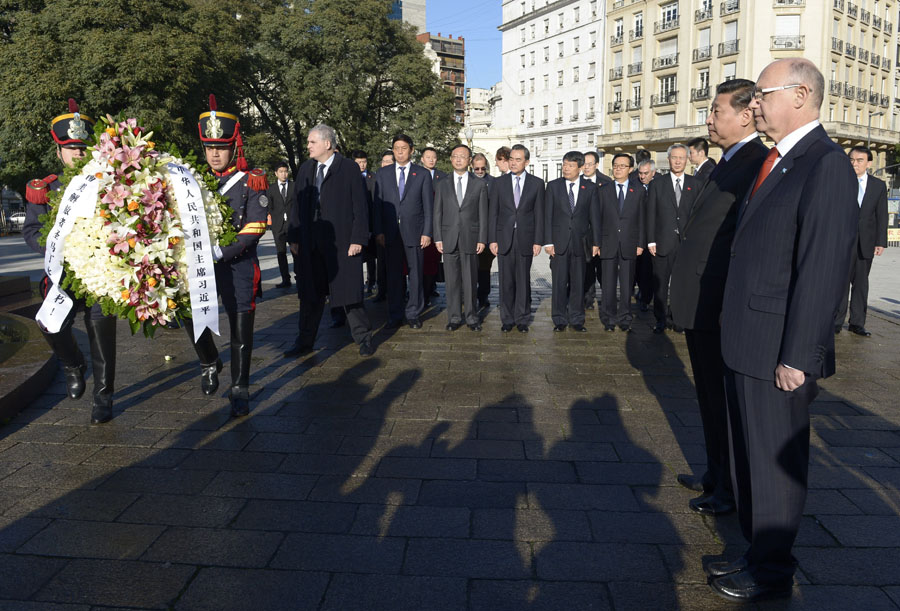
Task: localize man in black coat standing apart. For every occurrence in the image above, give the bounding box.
[286,124,374,357]
[711,59,858,603]
[669,78,768,518]
[374,134,434,329]
[489,144,544,333]
[835,145,889,336]
[267,161,296,289]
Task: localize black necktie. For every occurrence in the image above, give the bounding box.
[568,182,575,212]
[280,182,287,200]
[617,184,625,213]
[314,164,325,220]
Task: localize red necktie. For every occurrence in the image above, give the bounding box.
[749,147,780,199]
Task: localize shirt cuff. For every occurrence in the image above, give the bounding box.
[647,242,657,248]
[543,244,553,248]
[780,362,799,371]
[213,245,223,261]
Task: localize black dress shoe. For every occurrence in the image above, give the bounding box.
[848,325,872,337]
[653,323,665,334]
[676,473,706,492]
[553,324,567,332]
[478,299,489,310]
[384,319,404,329]
[639,302,649,312]
[604,324,616,331]
[517,324,529,333]
[689,494,736,516]
[284,342,313,358]
[618,323,631,332]
[446,322,461,331]
[359,339,375,357]
[501,324,514,332]
[201,359,223,395]
[329,318,346,329]
[468,323,482,331]
[834,324,842,334]
[229,386,250,417]
[275,280,291,289]
[63,363,87,400]
[706,557,748,577]
[710,569,792,603]
[572,324,587,332]
[408,318,423,329]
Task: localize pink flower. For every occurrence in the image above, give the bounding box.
[118,118,138,132]
[114,144,144,174]
[96,133,119,161]
[101,184,131,209]
[112,240,130,254]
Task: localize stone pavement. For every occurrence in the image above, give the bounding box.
[1,236,899,609]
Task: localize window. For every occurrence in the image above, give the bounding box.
[633,45,642,63]
[660,37,678,57]
[613,50,623,68]
[612,118,622,133]
[558,12,564,29]
[520,54,526,67]
[520,109,525,124]
[544,18,550,34]
[657,112,675,128]
[520,81,525,95]
[558,41,564,57]
[588,62,597,79]
[557,102,564,119]
[588,96,596,112]
[699,27,710,48]
[831,61,837,81]
[698,68,709,89]
[723,62,736,81]
[697,108,708,124]
[542,105,549,122]
[573,67,580,82]
[661,2,678,24]
[724,20,737,42]
[829,105,835,121]
[574,36,580,53]
[530,78,535,93]
[530,23,535,39]
[633,83,642,101]
[572,99,579,118]
[543,165,549,182]
[833,18,840,37]
[615,18,624,38]
[530,50,535,65]
[634,12,643,35]
[590,31,597,48]
[613,85,623,102]
[544,74,549,89]
[572,135,579,147]
[529,108,535,122]
[631,117,640,131]
[544,46,550,62]
[590,0,597,18]
[520,28,525,43]
[574,6,580,22]
[556,136,563,147]
[556,163,562,178]
[659,74,676,96]
[558,70,564,86]
[588,133,595,145]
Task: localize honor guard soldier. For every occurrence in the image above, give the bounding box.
[23,99,118,424]
[195,95,268,416]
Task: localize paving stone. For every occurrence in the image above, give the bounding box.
[176,567,330,611]
[477,459,576,483]
[14,489,137,521]
[472,508,592,542]
[80,446,189,468]
[231,500,358,534]
[469,580,612,610]
[18,519,164,559]
[142,526,282,567]
[201,471,317,501]
[0,515,50,552]
[376,456,477,480]
[536,542,669,582]
[34,559,194,607]
[787,585,900,610]
[322,574,467,611]
[0,553,69,600]
[0,463,115,491]
[841,488,900,515]
[270,533,405,573]
[0,442,99,465]
[176,449,285,472]
[0,602,90,611]
[418,481,528,508]
[526,483,640,511]
[309,475,421,505]
[117,494,246,528]
[796,547,900,585]
[816,515,900,547]
[588,511,716,545]
[98,467,216,495]
[404,539,533,578]
[351,504,470,538]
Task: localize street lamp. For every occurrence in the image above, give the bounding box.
[867,110,884,150]
[464,126,474,150]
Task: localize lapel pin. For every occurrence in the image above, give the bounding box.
[781,168,787,174]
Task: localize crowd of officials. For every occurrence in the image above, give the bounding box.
[23,58,887,604]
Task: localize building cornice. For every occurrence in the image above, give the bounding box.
[499,0,579,32]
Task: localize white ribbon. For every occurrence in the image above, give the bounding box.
[219,171,245,196]
[166,163,220,341]
[35,174,100,333]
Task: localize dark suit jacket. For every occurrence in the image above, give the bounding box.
[720,125,858,381]
[646,172,700,256]
[857,173,888,258]
[693,158,717,183]
[544,176,600,258]
[373,163,434,245]
[489,172,545,256]
[430,168,448,185]
[582,172,613,187]
[266,179,296,237]
[595,178,645,260]
[433,171,489,254]
[289,153,369,306]
[670,137,768,331]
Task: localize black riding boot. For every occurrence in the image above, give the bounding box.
[229,311,254,417]
[85,316,116,424]
[43,326,86,399]
[182,318,222,395]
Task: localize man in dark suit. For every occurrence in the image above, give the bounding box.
[420,147,445,307]
[646,144,700,334]
[688,137,717,183]
[545,151,600,331]
[352,150,379,296]
[581,150,612,312]
[489,144,545,333]
[670,79,768,518]
[286,124,374,357]
[595,153,645,331]
[374,134,434,329]
[711,59,858,603]
[267,161,296,289]
[434,144,489,331]
[634,160,657,312]
[473,153,495,310]
[835,145,888,336]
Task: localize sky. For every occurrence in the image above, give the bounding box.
[426,0,503,90]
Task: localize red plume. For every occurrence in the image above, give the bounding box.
[208,94,217,111]
[235,128,248,172]
[68,98,79,113]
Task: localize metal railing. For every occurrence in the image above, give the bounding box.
[834,0,844,10]
[691,86,711,101]
[652,53,679,70]
[693,46,712,62]
[845,43,857,58]
[832,37,843,53]
[843,83,855,99]
[627,61,643,75]
[610,66,623,79]
[629,27,643,41]
[695,8,712,22]
[626,98,643,111]
[848,1,858,18]
[654,18,679,34]
[611,33,623,45]
[718,40,739,56]
[829,80,842,96]
[861,8,870,24]
[651,91,678,106]
[608,101,623,113]
[721,0,740,16]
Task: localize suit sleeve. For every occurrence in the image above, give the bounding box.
[645,181,657,245]
[477,182,489,245]
[350,166,370,246]
[780,151,858,373]
[590,187,602,248]
[488,184,499,244]
[23,202,48,255]
[219,182,267,263]
[638,187,647,248]
[534,179,545,247]
[433,181,444,243]
[373,174,384,237]
[287,170,303,244]
[421,171,434,238]
[876,180,888,249]
[543,183,554,246]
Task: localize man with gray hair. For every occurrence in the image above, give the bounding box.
[286,124,374,357]
[711,58,857,603]
[645,143,699,333]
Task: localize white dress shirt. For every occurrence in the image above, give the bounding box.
[395,162,412,188]
[722,131,760,163]
[452,171,469,204]
[770,120,820,171]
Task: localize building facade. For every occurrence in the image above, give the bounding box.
[417,32,467,123]
[389,0,427,33]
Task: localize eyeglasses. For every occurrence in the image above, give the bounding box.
[473,167,487,173]
[612,163,631,169]
[450,154,470,160]
[751,84,801,101]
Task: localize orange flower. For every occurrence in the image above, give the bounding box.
[146,141,155,150]
[127,201,139,211]
[169,236,180,245]
[99,209,108,218]
[127,238,136,248]
[167,299,177,309]
[147,277,157,287]
[95,172,104,179]
[105,127,117,138]
[120,289,130,301]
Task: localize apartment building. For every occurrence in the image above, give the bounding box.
[598,0,900,170]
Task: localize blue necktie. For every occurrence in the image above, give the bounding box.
[514,176,521,208]
[858,177,865,207]
[618,184,625,213]
[398,166,406,200]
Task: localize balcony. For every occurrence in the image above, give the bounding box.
[611,33,623,46]
[859,49,869,63]
[627,61,643,76]
[718,40,739,57]
[871,53,881,67]
[860,9,870,25]
[612,0,625,8]
[881,94,890,107]
[771,35,804,50]
[695,7,712,22]
[540,119,548,126]
[848,2,857,18]
[654,18,679,34]
[874,15,882,29]
[626,98,643,111]
[845,43,856,58]
[886,22,893,35]
[586,111,596,120]
[629,27,643,41]
[608,101,623,114]
[652,52,679,70]
[833,0,844,10]
[721,0,740,16]
[857,88,868,103]
[610,66,623,79]
[831,37,843,53]
[691,86,711,101]
[869,90,880,104]
[883,57,891,71]
[829,79,842,96]
[555,117,563,124]
[651,91,678,107]
[570,113,579,121]
[527,121,534,128]
[843,84,855,99]
[774,0,804,4]
[693,46,712,62]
